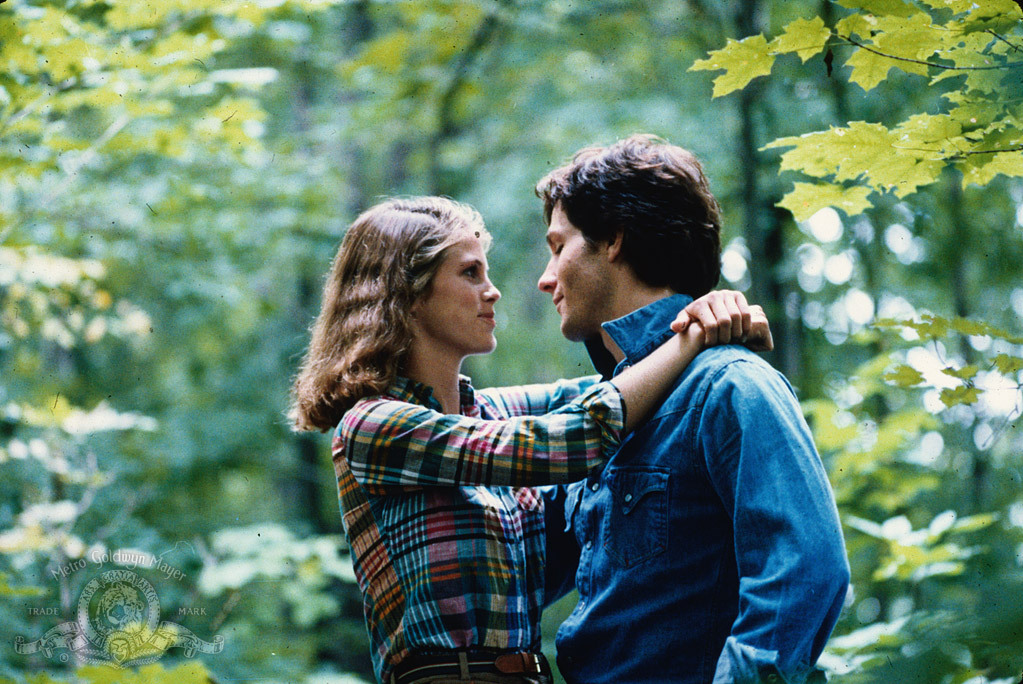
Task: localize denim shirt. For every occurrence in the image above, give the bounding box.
[543,295,850,684]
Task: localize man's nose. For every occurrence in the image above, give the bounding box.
[538,259,556,293]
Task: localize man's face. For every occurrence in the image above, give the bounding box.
[538,204,614,341]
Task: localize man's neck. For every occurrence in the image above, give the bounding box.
[598,285,676,364]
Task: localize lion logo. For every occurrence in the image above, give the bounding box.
[15,569,223,667]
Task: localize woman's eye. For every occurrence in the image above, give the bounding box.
[464,266,479,277]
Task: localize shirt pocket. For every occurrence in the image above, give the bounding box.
[602,466,670,568]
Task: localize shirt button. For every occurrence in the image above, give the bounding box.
[590,482,599,492]
[624,493,633,502]
[585,540,593,550]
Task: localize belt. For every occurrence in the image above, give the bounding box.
[392,650,550,684]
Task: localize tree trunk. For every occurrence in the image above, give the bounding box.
[427,8,502,196]
[733,1,797,379]
[945,170,987,513]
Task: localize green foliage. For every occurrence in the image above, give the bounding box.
[29,662,214,684]
[809,312,1023,681]
[690,35,776,96]
[690,1,1023,216]
[199,524,355,628]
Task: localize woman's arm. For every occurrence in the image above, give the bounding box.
[336,381,625,492]
[477,375,602,419]
[338,299,771,492]
[611,321,704,432]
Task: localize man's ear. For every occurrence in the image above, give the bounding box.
[606,231,625,263]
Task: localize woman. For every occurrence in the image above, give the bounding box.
[291,197,768,684]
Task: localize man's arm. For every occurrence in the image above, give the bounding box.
[698,361,849,684]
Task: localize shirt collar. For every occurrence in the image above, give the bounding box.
[388,375,477,414]
[586,293,694,378]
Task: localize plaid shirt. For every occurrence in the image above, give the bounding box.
[332,374,623,683]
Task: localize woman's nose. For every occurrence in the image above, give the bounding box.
[483,280,501,302]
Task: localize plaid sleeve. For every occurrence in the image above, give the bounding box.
[476,375,602,418]
[337,381,623,491]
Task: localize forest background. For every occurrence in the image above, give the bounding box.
[2,0,1023,682]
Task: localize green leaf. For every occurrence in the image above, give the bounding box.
[836,13,877,40]
[0,572,45,597]
[844,46,897,91]
[884,364,926,387]
[917,0,984,13]
[961,0,1023,32]
[894,113,963,144]
[76,662,214,684]
[872,13,949,63]
[776,182,874,221]
[869,153,943,199]
[764,122,891,179]
[939,385,980,407]
[959,150,1023,187]
[770,17,832,63]
[940,364,978,381]
[836,0,918,17]
[764,121,943,196]
[690,34,775,97]
[951,513,998,534]
[946,315,1023,341]
[992,354,1023,376]
[803,399,860,451]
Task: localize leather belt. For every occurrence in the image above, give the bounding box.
[392,650,550,684]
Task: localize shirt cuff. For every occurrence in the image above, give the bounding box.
[712,638,827,684]
[579,382,625,454]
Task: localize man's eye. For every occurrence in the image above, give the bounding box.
[464,266,479,277]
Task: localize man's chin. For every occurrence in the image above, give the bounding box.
[560,320,594,343]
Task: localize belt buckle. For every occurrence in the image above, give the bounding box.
[495,652,543,675]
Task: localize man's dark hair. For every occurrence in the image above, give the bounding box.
[536,134,722,298]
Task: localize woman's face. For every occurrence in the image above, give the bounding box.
[410,235,501,362]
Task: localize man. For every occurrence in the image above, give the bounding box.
[536,134,850,684]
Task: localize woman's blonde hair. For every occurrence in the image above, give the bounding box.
[290,197,490,432]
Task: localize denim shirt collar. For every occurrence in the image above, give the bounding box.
[586,294,694,379]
